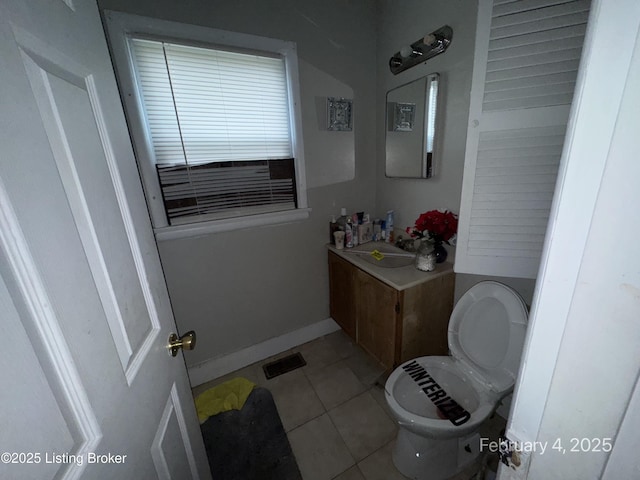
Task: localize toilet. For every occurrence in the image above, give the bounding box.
[385,281,528,480]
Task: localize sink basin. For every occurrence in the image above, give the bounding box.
[345,243,415,268]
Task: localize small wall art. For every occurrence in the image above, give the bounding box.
[393,102,416,132]
[327,97,353,131]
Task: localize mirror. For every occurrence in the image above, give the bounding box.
[385,73,440,178]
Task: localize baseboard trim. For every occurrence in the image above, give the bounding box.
[187,318,341,387]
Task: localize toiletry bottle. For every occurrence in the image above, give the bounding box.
[329,215,339,244]
[345,214,354,248]
[373,219,382,242]
[337,208,353,247]
[386,210,395,243]
[351,213,359,247]
[337,208,348,232]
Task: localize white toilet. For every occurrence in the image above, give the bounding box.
[385,281,528,480]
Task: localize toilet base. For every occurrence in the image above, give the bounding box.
[391,427,481,480]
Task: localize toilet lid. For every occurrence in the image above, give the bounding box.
[448,281,528,394]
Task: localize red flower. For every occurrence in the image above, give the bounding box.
[407,210,458,244]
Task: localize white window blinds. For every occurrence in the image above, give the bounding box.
[129,38,296,224]
[456,0,590,279]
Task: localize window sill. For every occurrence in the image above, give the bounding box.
[154,208,312,242]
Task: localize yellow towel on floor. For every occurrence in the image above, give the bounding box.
[195,377,256,423]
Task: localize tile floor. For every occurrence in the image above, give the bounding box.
[192,330,505,480]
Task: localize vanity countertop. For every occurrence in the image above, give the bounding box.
[327,243,454,291]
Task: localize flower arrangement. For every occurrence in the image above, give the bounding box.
[406,209,458,245]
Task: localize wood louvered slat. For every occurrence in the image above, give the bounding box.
[492,0,577,17]
[484,70,578,93]
[489,23,587,50]
[485,57,580,82]
[490,11,589,39]
[484,83,576,106]
[491,0,590,27]
[483,1,589,111]
[487,35,585,61]
[466,125,565,260]
[487,47,582,73]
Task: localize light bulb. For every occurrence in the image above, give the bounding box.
[400,45,423,58]
[423,33,436,46]
[400,45,414,58]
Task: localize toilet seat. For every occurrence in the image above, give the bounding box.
[385,281,528,438]
[448,281,528,394]
[385,356,494,438]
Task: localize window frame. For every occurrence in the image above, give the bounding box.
[104,11,309,240]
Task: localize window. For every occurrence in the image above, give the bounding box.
[104,12,308,239]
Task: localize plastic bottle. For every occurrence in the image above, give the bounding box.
[337,208,348,231]
[329,215,339,244]
[345,215,354,248]
[337,208,352,247]
[373,219,382,242]
[351,213,359,247]
[385,210,395,243]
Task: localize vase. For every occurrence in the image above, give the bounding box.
[433,242,448,264]
[415,240,436,272]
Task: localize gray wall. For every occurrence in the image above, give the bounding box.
[99,0,378,367]
[375,0,536,304]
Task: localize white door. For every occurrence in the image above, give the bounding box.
[0,0,212,479]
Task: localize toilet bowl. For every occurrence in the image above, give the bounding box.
[385,281,528,480]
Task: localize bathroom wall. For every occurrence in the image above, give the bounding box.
[375,0,536,305]
[98,0,378,369]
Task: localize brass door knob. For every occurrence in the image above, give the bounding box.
[167,330,196,357]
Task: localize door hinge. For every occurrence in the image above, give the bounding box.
[395,303,400,314]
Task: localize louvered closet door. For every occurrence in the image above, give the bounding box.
[456,0,591,278]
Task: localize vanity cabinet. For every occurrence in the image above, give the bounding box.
[328,249,455,370]
[328,251,357,339]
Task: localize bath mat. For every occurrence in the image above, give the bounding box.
[195,377,255,423]
[262,352,306,379]
[200,387,302,480]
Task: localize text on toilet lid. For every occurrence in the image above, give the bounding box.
[401,360,471,426]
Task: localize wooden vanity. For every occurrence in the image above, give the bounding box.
[328,244,455,370]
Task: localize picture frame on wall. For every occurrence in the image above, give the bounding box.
[327,97,353,131]
[393,102,415,132]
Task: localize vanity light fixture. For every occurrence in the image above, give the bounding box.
[389,25,453,75]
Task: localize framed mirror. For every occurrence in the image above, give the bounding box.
[385,73,440,178]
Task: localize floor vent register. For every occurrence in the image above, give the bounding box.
[262,352,306,379]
